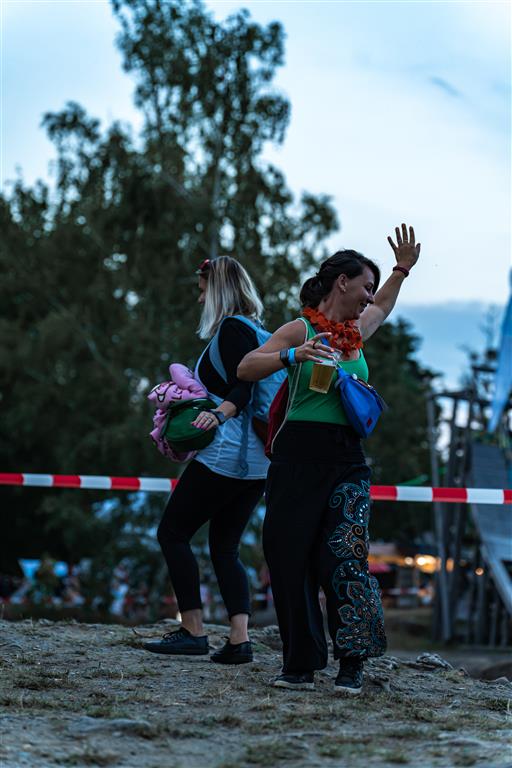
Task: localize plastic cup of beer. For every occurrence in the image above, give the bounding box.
[309,358,337,393]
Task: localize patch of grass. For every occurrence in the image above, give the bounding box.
[83,667,129,681]
[55,749,119,766]
[383,696,436,723]
[86,690,113,703]
[128,667,161,679]
[317,743,342,758]
[439,712,480,730]
[83,705,131,719]
[384,750,410,764]
[0,692,62,710]
[249,696,274,712]
[107,636,143,649]
[245,717,283,735]
[205,713,242,728]
[121,691,155,705]
[166,727,207,740]
[327,733,373,746]
[452,753,479,767]
[215,762,242,768]
[243,739,306,765]
[483,697,511,713]
[12,672,77,691]
[390,725,429,740]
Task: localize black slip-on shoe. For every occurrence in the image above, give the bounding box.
[273,672,315,691]
[335,659,364,694]
[143,627,209,656]
[210,639,253,665]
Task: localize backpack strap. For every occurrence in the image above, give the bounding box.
[209,315,262,383]
[208,315,261,477]
[208,324,227,382]
[269,317,308,455]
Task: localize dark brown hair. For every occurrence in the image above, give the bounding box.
[300,250,380,308]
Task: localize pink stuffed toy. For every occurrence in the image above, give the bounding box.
[148,364,208,462]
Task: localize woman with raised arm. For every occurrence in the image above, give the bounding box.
[237,224,421,693]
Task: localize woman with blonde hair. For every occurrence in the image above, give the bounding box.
[144,256,269,665]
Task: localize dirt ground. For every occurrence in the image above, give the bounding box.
[1,618,511,768]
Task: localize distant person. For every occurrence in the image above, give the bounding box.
[144,257,271,665]
[238,224,421,693]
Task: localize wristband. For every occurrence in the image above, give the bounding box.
[288,347,297,366]
[279,348,291,367]
[392,265,410,277]
[211,410,227,425]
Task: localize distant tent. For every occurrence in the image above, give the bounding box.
[488,270,512,433]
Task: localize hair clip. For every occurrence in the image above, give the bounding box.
[196,258,211,275]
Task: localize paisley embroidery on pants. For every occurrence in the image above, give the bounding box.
[327,480,386,658]
[332,559,367,592]
[329,480,370,526]
[335,577,386,657]
[328,522,368,560]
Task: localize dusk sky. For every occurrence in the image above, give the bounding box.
[2,0,510,384]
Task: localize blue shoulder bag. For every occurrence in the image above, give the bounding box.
[335,368,387,438]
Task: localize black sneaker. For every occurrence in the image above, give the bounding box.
[143,627,209,656]
[273,672,315,691]
[335,658,364,694]
[211,639,253,665]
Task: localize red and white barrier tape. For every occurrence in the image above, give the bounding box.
[0,473,178,493]
[0,473,510,504]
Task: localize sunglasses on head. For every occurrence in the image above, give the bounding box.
[195,258,211,275]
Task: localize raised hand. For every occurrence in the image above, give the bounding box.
[387,223,421,271]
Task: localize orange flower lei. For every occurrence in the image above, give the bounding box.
[302,306,363,357]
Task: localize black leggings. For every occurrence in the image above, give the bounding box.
[263,422,386,673]
[157,460,265,618]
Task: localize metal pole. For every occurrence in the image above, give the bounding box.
[427,394,451,642]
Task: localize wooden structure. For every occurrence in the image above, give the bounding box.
[429,354,511,646]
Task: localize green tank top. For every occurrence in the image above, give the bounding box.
[287,318,369,425]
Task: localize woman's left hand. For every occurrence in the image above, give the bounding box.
[387,223,421,271]
[192,411,218,431]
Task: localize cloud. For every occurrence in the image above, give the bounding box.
[429,77,462,99]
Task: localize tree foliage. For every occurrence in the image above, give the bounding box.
[0,0,337,572]
[363,319,436,542]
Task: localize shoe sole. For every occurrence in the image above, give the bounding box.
[210,656,253,665]
[334,685,362,695]
[143,646,209,656]
[273,680,315,691]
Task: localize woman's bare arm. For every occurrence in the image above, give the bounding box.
[237,319,333,381]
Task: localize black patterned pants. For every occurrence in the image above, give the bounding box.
[263,421,386,674]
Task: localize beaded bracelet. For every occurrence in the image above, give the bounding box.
[392,265,410,277]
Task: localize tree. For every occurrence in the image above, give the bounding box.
[363,318,437,542]
[0,0,338,575]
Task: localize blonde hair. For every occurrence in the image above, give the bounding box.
[198,256,264,340]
